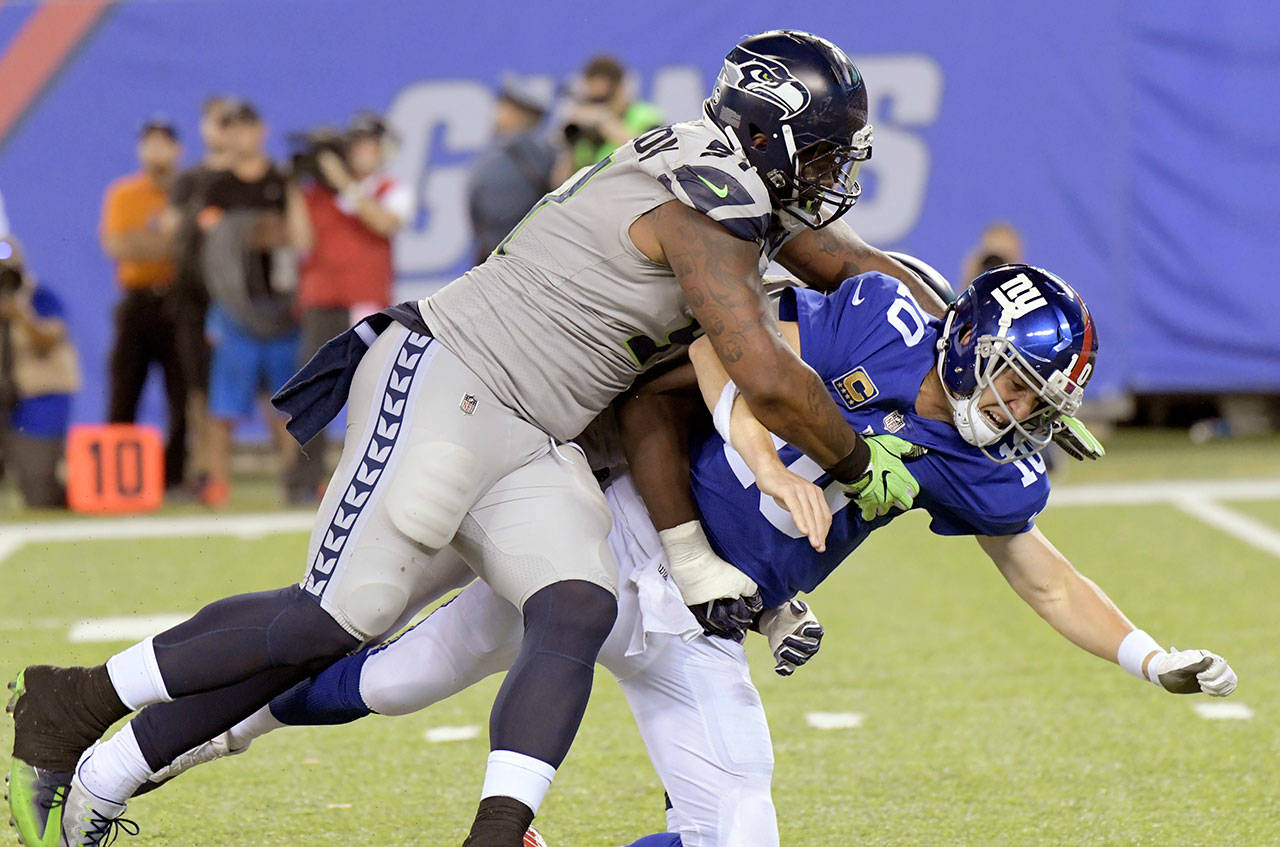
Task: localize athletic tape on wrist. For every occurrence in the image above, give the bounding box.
[657,519,704,554]
[1117,629,1163,683]
[712,380,739,445]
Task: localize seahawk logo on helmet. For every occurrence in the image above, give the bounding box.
[705,30,871,230]
[716,49,812,120]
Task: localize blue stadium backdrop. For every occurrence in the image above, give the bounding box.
[0,0,1276,429]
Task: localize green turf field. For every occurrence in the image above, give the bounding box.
[2,431,1278,846]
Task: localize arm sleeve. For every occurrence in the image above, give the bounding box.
[925,471,1050,537]
[929,506,1038,537]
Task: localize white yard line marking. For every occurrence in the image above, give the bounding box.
[805,711,864,730]
[0,535,27,563]
[1047,477,1280,507]
[326,803,353,809]
[1193,701,1254,721]
[68,614,191,643]
[2,478,1280,569]
[423,725,481,743]
[0,617,67,631]
[1173,497,1280,560]
[0,511,313,565]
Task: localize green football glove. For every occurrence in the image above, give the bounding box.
[1053,415,1105,461]
[841,434,928,521]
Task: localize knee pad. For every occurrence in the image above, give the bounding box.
[385,441,485,549]
[329,573,412,642]
[266,587,360,672]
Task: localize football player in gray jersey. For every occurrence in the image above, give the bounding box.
[10,31,947,847]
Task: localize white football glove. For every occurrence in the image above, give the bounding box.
[1147,648,1237,696]
[659,520,763,641]
[756,599,824,677]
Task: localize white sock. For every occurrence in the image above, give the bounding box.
[105,636,172,710]
[227,705,284,749]
[78,723,154,804]
[480,750,556,814]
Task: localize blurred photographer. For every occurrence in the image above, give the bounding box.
[468,76,555,263]
[198,99,310,507]
[160,95,237,494]
[0,236,80,508]
[551,54,663,185]
[961,220,1025,283]
[100,116,186,489]
[288,112,410,502]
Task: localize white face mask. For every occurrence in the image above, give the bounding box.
[947,390,1007,447]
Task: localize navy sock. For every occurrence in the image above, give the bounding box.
[489,580,616,767]
[626,834,682,847]
[269,647,375,726]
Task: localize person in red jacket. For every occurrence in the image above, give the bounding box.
[289,112,411,503]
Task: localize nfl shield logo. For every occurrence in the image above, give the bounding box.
[460,394,478,415]
[883,410,906,433]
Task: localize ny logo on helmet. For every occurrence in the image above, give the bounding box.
[991,273,1048,319]
[718,49,812,120]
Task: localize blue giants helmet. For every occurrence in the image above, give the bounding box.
[936,264,1098,463]
[705,30,871,228]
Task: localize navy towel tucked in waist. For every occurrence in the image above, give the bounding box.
[271,302,430,445]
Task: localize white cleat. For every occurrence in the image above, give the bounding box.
[138,731,251,794]
[61,753,136,847]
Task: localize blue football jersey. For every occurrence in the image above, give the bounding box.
[689,272,1051,608]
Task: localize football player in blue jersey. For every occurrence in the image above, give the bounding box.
[90,262,1237,847]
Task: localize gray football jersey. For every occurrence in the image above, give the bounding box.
[418,116,804,441]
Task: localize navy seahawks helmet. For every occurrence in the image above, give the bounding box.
[706,30,871,228]
[936,264,1098,463]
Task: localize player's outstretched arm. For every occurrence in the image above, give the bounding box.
[978,529,1237,696]
[775,219,948,317]
[689,333,832,551]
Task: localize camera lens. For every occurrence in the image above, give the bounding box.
[0,268,22,294]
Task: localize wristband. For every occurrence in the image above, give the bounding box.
[1117,628,1163,683]
[711,380,739,444]
[826,438,871,485]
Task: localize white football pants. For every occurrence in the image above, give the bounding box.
[356,474,780,847]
